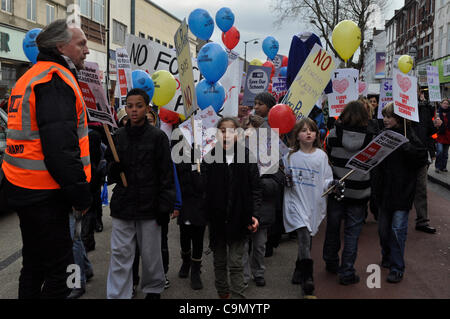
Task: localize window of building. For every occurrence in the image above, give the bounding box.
[162,42,167,47]
[1,0,12,13]
[139,32,145,38]
[46,4,55,25]
[148,36,153,41]
[92,0,104,24]
[27,0,36,21]
[79,0,91,18]
[448,23,450,55]
[438,26,444,57]
[113,19,127,45]
[155,38,161,44]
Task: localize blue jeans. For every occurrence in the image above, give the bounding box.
[435,143,449,170]
[378,209,409,274]
[323,197,366,278]
[69,213,93,286]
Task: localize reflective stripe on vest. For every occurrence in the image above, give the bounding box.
[3,61,91,190]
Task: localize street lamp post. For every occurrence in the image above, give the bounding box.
[244,38,260,74]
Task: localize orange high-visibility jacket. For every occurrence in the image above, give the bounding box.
[3,61,91,189]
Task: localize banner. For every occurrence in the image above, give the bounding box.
[115,48,133,109]
[242,65,272,106]
[378,79,393,119]
[272,54,284,77]
[179,106,220,159]
[375,52,386,79]
[219,58,241,117]
[125,34,203,116]
[79,62,117,127]
[281,44,335,119]
[426,65,441,102]
[393,69,419,122]
[174,19,198,118]
[271,76,287,102]
[346,130,409,173]
[327,68,359,117]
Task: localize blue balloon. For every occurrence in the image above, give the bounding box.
[262,36,279,60]
[132,70,155,101]
[279,66,287,77]
[196,79,225,112]
[215,7,234,33]
[23,28,42,64]
[188,9,214,41]
[197,43,228,83]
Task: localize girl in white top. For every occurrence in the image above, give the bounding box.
[282,118,334,297]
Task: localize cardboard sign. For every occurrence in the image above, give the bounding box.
[378,79,393,119]
[179,106,220,159]
[281,44,335,119]
[426,66,441,102]
[125,34,202,116]
[79,62,117,127]
[115,48,133,109]
[346,130,409,173]
[358,81,368,97]
[327,68,359,117]
[219,58,241,117]
[242,65,272,106]
[174,19,198,118]
[271,76,287,102]
[393,69,419,122]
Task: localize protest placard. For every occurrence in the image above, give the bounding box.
[393,69,419,122]
[281,44,335,119]
[327,68,359,117]
[242,65,272,106]
[125,34,202,116]
[358,81,368,97]
[79,62,117,127]
[115,48,133,109]
[174,19,198,118]
[346,130,409,173]
[219,58,241,117]
[271,76,287,102]
[378,78,393,119]
[179,106,220,159]
[426,65,441,102]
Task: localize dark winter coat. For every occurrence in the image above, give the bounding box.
[410,101,438,159]
[4,49,92,211]
[437,107,450,145]
[175,161,209,226]
[258,169,284,229]
[106,120,175,221]
[206,147,262,244]
[372,126,428,213]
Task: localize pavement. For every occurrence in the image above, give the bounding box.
[428,158,450,190]
[0,173,449,299]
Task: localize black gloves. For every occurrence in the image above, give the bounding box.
[156,210,170,226]
[329,179,345,201]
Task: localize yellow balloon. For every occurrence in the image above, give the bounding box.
[250,58,263,66]
[332,20,361,62]
[151,70,177,106]
[398,55,413,74]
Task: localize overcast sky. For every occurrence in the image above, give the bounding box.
[151,0,404,61]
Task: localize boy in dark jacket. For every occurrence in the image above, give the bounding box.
[374,103,428,283]
[106,89,175,299]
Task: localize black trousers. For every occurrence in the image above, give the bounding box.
[179,224,206,260]
[16,198,74,299]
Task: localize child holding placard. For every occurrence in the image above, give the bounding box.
[282,118,335,297]
[373,102,428,283]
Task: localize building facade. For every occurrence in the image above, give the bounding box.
[385,16,397,78]
[433,0,449,98]
[361,28,386,95]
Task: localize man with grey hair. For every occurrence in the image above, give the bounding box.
[2,19,92,299]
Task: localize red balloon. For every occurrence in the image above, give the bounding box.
[268,104,296,134]
[281,55,288,67]
[221,26,240,50]
[263,61,275,78]
[159,108,179,125]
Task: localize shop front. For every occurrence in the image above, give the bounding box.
[432,55,450,99]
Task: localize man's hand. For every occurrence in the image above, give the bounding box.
[171,210,180,219]
[248,217,259,233]
[434,117,443,128]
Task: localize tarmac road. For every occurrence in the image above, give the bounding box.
[0,181,449,299]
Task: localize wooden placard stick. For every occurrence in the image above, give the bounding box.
[191,116,201,173]
[103,123,128,187]
[321,169,355,197]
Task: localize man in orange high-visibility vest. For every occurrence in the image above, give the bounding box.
[2,20,92,299]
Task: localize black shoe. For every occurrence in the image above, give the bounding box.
[145,293,160,299]
[190,260,203,290]
[339,274,360,286]
[95,218,103,232]
[387,271,403,283]
[254,277,266,287]
[442,168,448,172]
[415,225,436,234]
[325,263,339,274]
[67,287,86,299]
[178,251,191,278]
[265,245,273,257]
